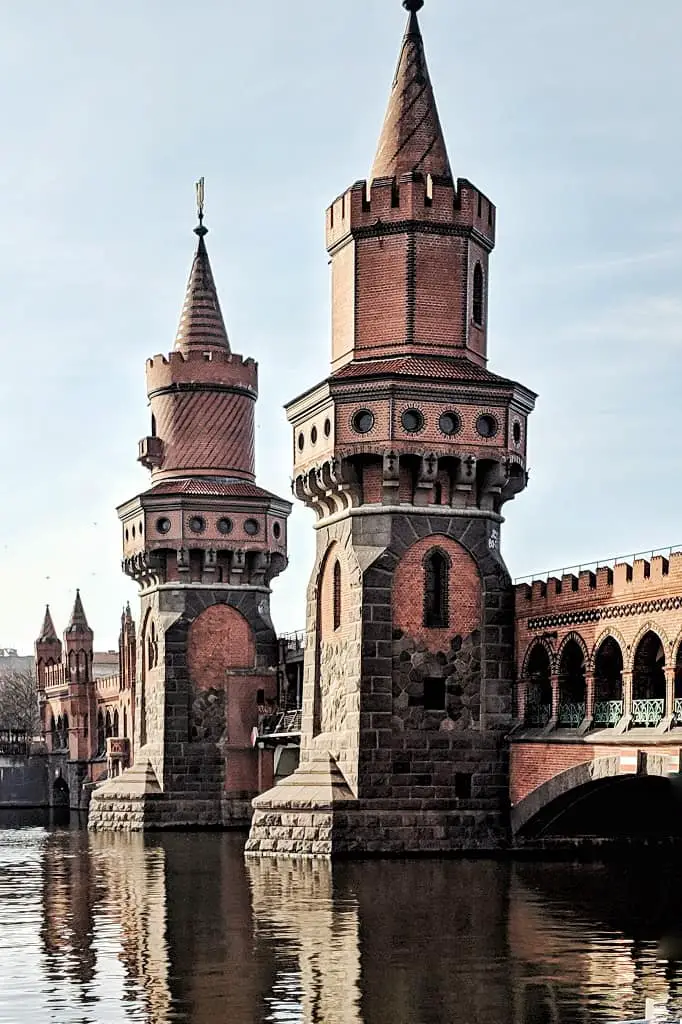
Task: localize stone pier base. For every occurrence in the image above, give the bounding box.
[245,753,509,858]
[87,760,253,832]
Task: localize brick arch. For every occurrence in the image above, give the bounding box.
[671,629,682,666]
[187,604,255,690]
[393,535,481,653]
[627,621,671,672]
[556,630,589,669]
[512,756,629,836]
[521,637,556,677]
[591,628,627,667]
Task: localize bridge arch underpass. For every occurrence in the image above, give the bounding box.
[513,763,682,842]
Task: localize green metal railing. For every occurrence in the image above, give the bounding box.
[525,703,551,728]
[558,703,585,728]
[593,700,624,727]
[631,698,665,727]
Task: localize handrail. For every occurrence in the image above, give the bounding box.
[514,543,682,585]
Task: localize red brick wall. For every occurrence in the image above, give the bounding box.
[510,741,682,806]
[355,235,407,353]
[393,535,481,652]
[414,234,465,349]
[188,605,255,688]
[362,461,383,505]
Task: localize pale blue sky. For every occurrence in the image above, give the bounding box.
[1,0,681,653]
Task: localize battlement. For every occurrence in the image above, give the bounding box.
[146,349,258,395]
[95,673,121,697]
[515,549,682,617]
[326,175,496,252]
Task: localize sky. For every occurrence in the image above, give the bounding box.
[0,0,681,654]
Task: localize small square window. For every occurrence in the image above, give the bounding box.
[423,678,446,711]
[455,773,472,799]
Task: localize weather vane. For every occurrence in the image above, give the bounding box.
[403,0,424,11]
[196,176,205,227]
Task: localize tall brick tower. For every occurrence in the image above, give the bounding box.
[247,0,536,857]
[89,190,292,831]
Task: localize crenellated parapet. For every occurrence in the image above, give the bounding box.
[326,174,495,253]
[145,349,258,397]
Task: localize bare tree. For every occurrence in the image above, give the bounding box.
[0,671,40,736]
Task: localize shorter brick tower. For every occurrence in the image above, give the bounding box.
[89,193,292,831]
[247,0,536,857]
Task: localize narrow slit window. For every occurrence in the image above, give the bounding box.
[333,560,342,632]
[423,549,450,628]
[473,263,484,326]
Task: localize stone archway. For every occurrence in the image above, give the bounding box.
[557,639,586,728]
[523,643,552,727]
[632,631,666,726]
[593,637,624,728]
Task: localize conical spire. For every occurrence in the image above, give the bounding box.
[371,1,452,183]
[66,590,90,634]
[37,606,58,643]
[174,190,230,356]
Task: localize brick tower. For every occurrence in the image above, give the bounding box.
[89,190,292,831]
[247,0,536,857]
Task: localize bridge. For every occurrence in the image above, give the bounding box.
[512,550,682,844]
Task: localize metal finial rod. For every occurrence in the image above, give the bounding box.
[403,0,424,11]
[194,177,208,237]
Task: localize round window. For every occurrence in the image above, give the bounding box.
[513,421,522,445]
[273,522,282,540]
[475,411,497,436]
[324,418,332,438]
[189,516,206,534]
[217,517,233,535]
[156,517,171,535]
[244,519,260,536]
[401,408,424,433]
[311,426,318,445]
[476,414,498,439]
[439,411,461,437]
[352,410,375,435]
[297,432,304,452]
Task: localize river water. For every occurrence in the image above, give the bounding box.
[1,812,682,1023]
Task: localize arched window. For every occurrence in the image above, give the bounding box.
[473,263,484,326]
[151,413,157,437]
[62,713,69,746]
[123,709,128,739]
[423,549,450,628]
[105,710,113,739]
[97,711,105,755]
[113,710,119,737]
[333,560,342,632]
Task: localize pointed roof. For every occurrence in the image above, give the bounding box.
[174,223,230,356]
[66,590,91,634]
[371,1,452,183]
[37,606,58,643]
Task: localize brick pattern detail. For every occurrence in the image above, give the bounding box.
[188,605,255,686]
[151,389,255,480]
[355,235,408,353]
[393,534,481,652]
[413,235,467,348]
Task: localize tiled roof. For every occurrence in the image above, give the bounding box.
[333,356,515,387]
[145,479,283,501]
[174,229,230,355]
[371,7,451,182]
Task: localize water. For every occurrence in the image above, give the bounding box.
[1,812,682,1023]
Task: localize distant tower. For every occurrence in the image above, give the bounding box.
[36,606,62,748]
[62,590,95,761]
[89,186,292,830]
[247,1,537,857]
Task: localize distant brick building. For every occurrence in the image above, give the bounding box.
[35,594,136,806]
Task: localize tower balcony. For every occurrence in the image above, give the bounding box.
[138,436,164,469]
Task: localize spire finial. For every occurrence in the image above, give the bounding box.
[403,0,424,10]
[195,176,208,238]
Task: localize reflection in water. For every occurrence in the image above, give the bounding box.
[1,816,682,1021]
